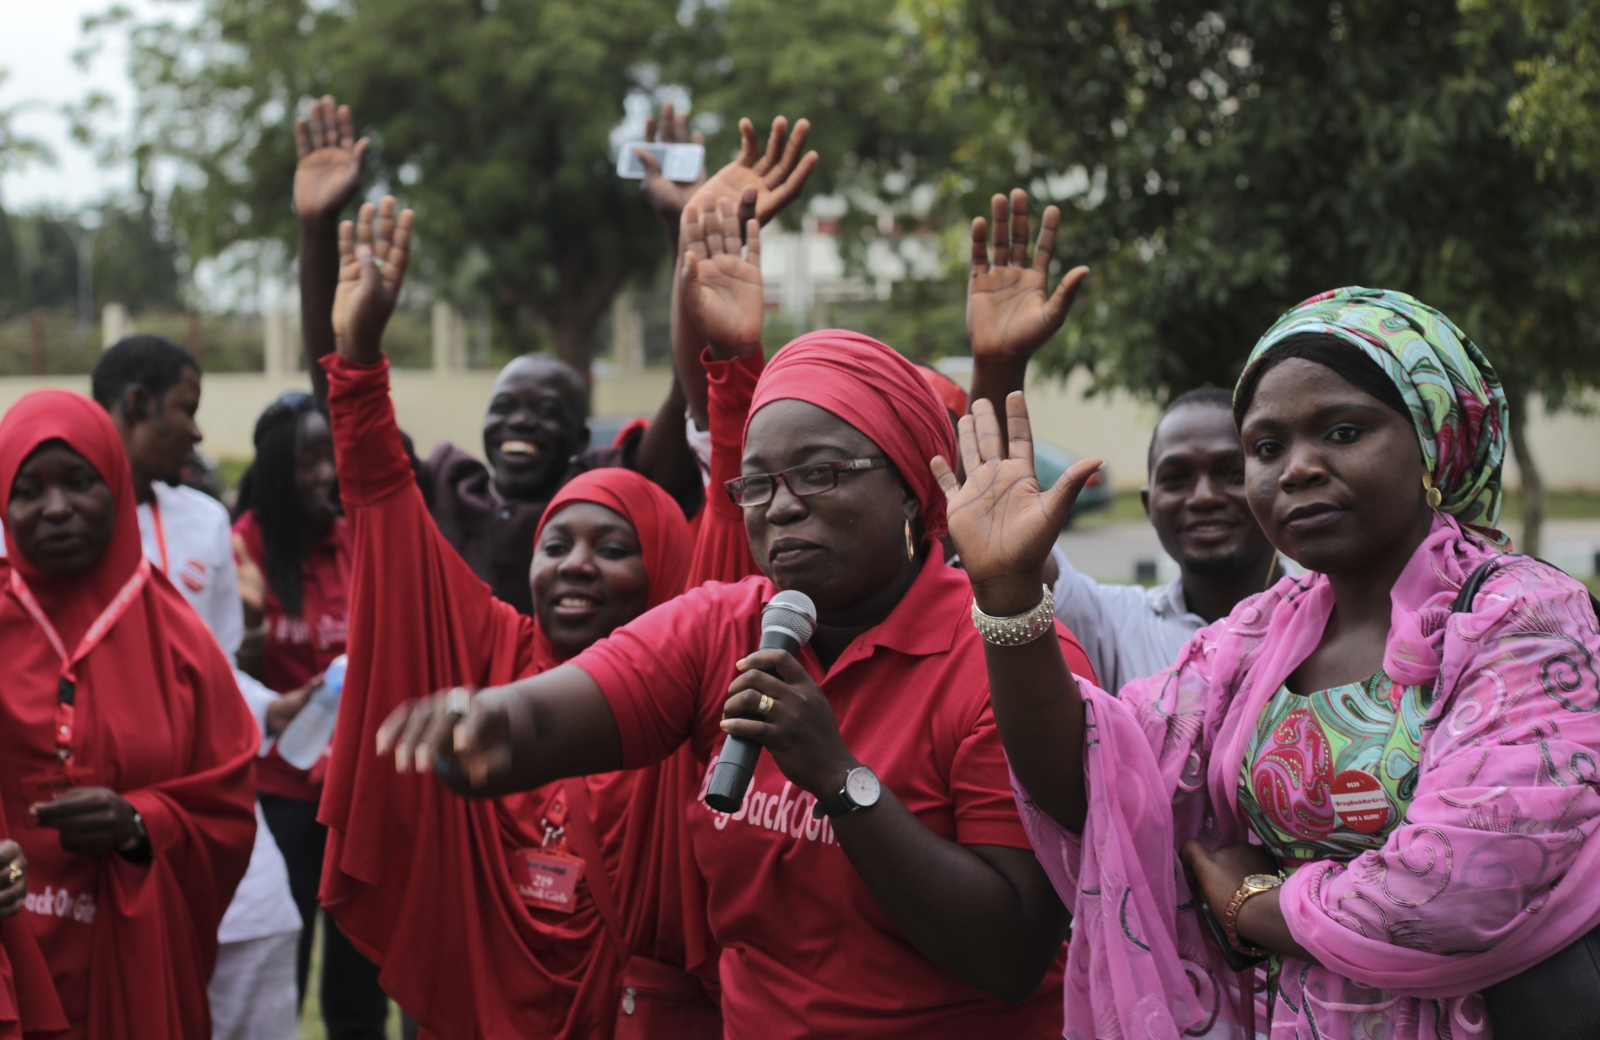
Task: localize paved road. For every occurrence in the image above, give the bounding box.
[1059,518,1600,586]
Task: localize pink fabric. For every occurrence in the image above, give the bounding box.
[1017,514,1600,1038]
[746,331,957,544]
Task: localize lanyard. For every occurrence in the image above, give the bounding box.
[10,558,151,762]
[147,497,169,574]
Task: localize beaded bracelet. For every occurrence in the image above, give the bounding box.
[970,585,1056,646]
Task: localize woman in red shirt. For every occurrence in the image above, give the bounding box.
[383,206,1099,1038]
[316,199,717,1039]
[0,390,257,1038]
[231,391,389,1034]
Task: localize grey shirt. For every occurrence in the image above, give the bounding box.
[1048,544,1207,696]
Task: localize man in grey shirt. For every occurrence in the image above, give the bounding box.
[1048,387,1279,694]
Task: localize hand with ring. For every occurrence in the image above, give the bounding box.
[377,685,532,795]
[0,840,26,917]
[721,649,859,801]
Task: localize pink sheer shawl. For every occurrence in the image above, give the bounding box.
[1017,515,1600,1038]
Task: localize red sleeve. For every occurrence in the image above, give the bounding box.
[573,581,753,768]
[318,354,550,1038]
[687,349,764,587]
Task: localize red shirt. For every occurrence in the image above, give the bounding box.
[233,511,351,802]
[573,560,1097,1040]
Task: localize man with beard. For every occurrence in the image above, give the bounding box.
[964,190,1278,694]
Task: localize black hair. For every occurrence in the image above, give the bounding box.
[1232,332,1412,430]
[90,335,200,416]
[234,392,320,617]
[1147,385,1235,473]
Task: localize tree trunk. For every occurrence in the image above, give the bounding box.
[551,310,601,382]
[1505,383,1546,556]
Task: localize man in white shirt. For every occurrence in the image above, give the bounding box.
[93,336,302,1040]
[1047,387,1279,693]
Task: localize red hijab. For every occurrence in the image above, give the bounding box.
[747,331,958,545]
[529,468,692,668]
[0,390,257,1040]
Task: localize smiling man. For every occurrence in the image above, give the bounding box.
[416,353,639,615]
[1047,387,1279,693]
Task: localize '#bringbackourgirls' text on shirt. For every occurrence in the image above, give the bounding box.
[700,767,838,845]
[25,884,96,924]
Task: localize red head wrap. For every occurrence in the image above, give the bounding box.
[745,330,958,543]
[536,467,691,612]
[0,390,145,644]
[527,467,693,667]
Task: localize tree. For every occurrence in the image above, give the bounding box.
[95,0,684,375]
[1485,0,1600,175]
[918,0,1600,553]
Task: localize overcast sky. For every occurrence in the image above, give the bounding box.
[0,0,149,213]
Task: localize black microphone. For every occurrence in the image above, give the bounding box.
[704,590,817,812]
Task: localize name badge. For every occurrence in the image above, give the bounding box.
[20,765,98,820]
[515,848,585,913]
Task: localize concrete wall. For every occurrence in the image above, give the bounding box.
[1,366,1597,491]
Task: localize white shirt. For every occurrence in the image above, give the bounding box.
[1049,544,1207,696]
[138,482,302,944]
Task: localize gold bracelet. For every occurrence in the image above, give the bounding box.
[970,585,1056,646]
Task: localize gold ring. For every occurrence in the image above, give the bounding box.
[5,861,21,885]
[757,694,774,716]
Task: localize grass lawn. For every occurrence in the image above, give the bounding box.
[296,915,403,1040]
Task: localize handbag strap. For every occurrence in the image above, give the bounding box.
[1450,555,1600,616]
[560,777,631,962]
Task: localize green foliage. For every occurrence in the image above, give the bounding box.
[916,0,1600,414]
[100,0,685,371]
[1486,0,1600,174]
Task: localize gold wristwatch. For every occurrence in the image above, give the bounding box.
[1222,873,1283,955]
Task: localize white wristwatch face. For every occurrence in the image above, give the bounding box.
[845,766,880,809]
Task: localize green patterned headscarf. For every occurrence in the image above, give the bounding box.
[1237,287,1509,544]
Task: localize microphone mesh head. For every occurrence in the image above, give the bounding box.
[763,590,817,645]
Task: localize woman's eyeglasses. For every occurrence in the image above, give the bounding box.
[724,458,891,508]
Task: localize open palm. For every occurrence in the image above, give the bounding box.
[682,198,764,357]
[933,394,1101,606]
[968,190,1089,364]
[294,95,368,221]
[332,196,414,365]
[680,115,819,243]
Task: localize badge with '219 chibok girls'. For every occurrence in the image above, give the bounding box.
[515,848,585,913]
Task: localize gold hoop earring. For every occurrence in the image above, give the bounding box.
[1423,472,1443,511]
[905,518,916,560]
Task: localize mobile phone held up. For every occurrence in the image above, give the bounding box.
[616,142,705,183]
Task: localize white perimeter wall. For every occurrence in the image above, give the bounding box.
[0,367,1595,492]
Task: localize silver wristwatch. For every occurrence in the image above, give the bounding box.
[812,766,881,819]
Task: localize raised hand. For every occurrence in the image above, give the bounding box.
[332,196,414,365]
[968,189,1089,364]
[931,393,1102,615]
[682,193,765,359]
[636,100,708,227]
[682,116,819,243]
[294,94,369,224]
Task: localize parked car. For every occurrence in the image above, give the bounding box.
[1032,438,1111,527]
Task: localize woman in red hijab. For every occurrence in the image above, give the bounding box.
[387,207,1103,1039]
[0,390,257,1039]
[316,200,718,1039]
